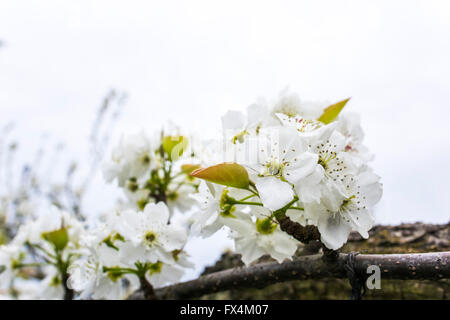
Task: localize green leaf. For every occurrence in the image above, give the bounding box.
[0,228,6,245]
[190,162,250,189]
[317,98,350,124]
[42,227,69,251]
[0,265,5,274]
[162,136,188,161]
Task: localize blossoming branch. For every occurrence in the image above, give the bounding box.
[0,91,384,299]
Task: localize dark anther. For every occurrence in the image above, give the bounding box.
[344,252,366,300]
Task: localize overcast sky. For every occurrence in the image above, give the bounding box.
[1,0,450,275]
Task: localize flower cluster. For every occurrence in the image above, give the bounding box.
[0,90,382,299]
[68,202,191,299]
[0,207,84,299]
[103,130,200,214]
[66,130,199,299]
[191,91,382,265]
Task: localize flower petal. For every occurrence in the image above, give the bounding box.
[235,237,266,266]
[255,177,294,211]
[159,225,187,251]
[318,213,352,250]
[284,152,319,184]
[144,202,170,225]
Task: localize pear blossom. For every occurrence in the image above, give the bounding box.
[103,129,201,219]
[271,89,326,119]
[189,181,255,237]
[103,131,153,187]
[222,101,275,144]
[298,125,353,205]
[275,112,323,134]
[271,89,304,117]
[189,182,222,237]
[37,268,66,300]
[0,244,25,290]
[67,202,193,298]
[115,203,187,262]
[223,212,299,265]
[12,206,85,255]
[304,169,382,249]
[145,260,184,288]
[68,247,138,300]
[67,220,141,299]
[0,206,88,299]
[196,91,383,259]
[336,112,373,164]
[244,127,318,210]
[1,90,384,299]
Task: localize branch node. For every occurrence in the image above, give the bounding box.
[344,252,365,300]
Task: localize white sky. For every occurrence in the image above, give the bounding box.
[1,0,449,266]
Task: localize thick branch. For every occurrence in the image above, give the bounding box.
[129,251,450,300]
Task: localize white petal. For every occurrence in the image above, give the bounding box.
[358,171,383,207]
[286,209,307,225]
[303,122,336,144]
[159,225,187,251]
[318,214,352,250]
[320,183,347,212]
[296,184,322,204]
[115,210,142,241]
[275,112,300,128]
[235,237,265,266]
[249,206,272,219]
[269,232,298,258]
[302,202,324,225]
[284,152,319,184]
[246,103,269,129]
[222,216,254,235]
[328,130,346,152]
[190,208,219,236]
[255,177,294,211]
[343,208,374,239]
[278,127,305,156]
[199,220,224,237]
[294,165,324,204]
[144,202,170,225]
[118,242,148,264]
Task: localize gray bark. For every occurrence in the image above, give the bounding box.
[129,251,450,300]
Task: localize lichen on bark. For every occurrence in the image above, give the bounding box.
[198,222,450,300]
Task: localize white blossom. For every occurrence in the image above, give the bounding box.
[224,212,299,265]
[190,181,255,237]
[304,169,382,249]
[102,131,153,187]
[245,127,318,210]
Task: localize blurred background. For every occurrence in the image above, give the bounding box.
[1,0,449,278]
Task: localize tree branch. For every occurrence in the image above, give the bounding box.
[129,251,450,299]
[139,276,156,300]
[277,216,320,244]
